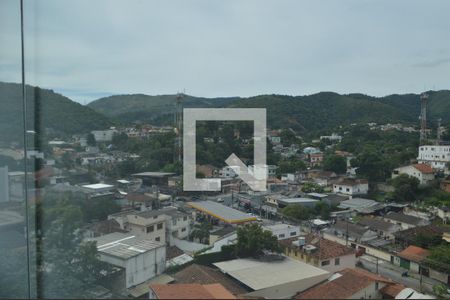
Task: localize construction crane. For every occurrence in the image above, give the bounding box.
[419,92,428,145]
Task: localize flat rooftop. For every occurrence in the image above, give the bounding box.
[213,257,329,291]
[89,232,164,260]
[279,198,319,204]
[82,183,115,190]
[132,172,176,177]
[188,201,256,224]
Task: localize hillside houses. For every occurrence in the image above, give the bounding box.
[392,164,435,185]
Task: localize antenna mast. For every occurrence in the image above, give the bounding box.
[437,118,442,145]
[419,93,428,145]
[174,92,184,163]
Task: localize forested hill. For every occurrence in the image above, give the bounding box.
[87,94,239,124]
[0,82,114,143]
[88,90,450,134]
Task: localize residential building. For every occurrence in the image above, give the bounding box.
[295,268,394,300]
[437,206,450,224]
[324,220,378,244]
[132,172,176,187]
[263,223,301,240]
[392,164,435,185]
[79,183,116,201]
[149,283,236,299]
[440,176,450,193]
[320,133,343,143]
[417,145,450,170]
[383,212,430,230]
[394,245,430,274]
[337,198,385,214]
[88,232,166,289]
[218,166,238,178]
[213,257,330,299]
[109,207,191,245]
[357,217,401,240]
[277,197,319,209]
[333,178,369,196]
[91,129,116,142]
[282,234,356,273]
[309,153,324,167]
[171,264,249,296]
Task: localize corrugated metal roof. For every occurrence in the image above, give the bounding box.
[89,232,164,259]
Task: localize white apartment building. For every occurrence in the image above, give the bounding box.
[263,223,301,240]
[333,178,369,196]
[417,145,450,170]
[109,207,191,245]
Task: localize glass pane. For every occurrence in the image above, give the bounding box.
[0,0,35,298]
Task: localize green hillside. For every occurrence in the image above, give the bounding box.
[88,90,450,135]
[88,94,238,124]
[0,82,114,144]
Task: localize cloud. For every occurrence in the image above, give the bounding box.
[2,0,450,103]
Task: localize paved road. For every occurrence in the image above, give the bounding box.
[359,255,439,295]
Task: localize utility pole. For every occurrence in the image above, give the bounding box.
[376,257,379,274]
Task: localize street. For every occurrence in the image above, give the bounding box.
[359,255,440,295]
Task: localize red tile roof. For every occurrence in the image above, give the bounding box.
[172,264,249,296]
[398,246,430,263]
[150,283,236,299]
[413,164,434,174]
[380,283,406,298]
[295,268,392,299]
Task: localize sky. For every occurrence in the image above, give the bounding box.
[1,0,450,104]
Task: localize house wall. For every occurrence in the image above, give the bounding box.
[333,183,368,195]
[429,269,449,284]
[265,225,300,240]
[323,233,392,262]
[392,165,434,185]
[349,282,385,299]
[125,215,167,244]
[319,254,356,273]
[124,246,166,289]
[166,215,191,245]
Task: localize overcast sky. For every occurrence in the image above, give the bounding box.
[2,0,450,103]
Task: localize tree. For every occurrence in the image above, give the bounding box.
[277,159,306,175]
[235,223,281,257]
[323,155,347,174]
[282,204,312,221]
[353,150,391,182]
[301,182,324,193]
[34,197,112,298]
[432,284,449,297]
[313,202,332,220]
[190,221,212,244]
[424,244,450,275]
[86,133,96,146]
[391,174,420,202]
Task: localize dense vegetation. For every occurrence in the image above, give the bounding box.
[88,89,450,138]
[88,94,238,124]
[0,82,114,144]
